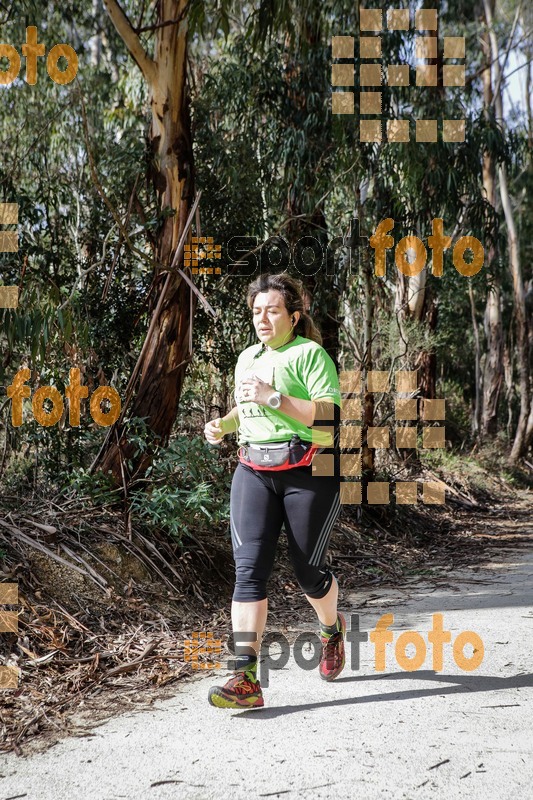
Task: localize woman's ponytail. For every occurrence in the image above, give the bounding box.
[295,311,322,345]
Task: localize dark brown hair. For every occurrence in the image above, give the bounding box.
[246,272,322,345]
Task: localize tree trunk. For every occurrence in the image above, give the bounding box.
[294,208,340,368]
[521,7,533,153]
[280,10,341,368]
[483,0,530,462]
[362,245,374,480]
[90,0,102,67]
[396,260,437,399]
[480,18,503,437]
[520,6,533,452]
[403,0,442,401]
[469,282,482,436]
[481,285,502,435]
[415,291,438,400]
[95,0,195,484]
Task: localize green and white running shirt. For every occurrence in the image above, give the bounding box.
[233,335,341,447]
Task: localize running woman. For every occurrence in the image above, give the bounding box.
[204,272,345,708]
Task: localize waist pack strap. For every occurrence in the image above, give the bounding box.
[238,440,321,471]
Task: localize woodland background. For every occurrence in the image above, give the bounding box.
[1,0,533,504]
[0,0,532,751]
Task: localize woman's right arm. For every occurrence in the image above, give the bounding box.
[204,405,240,445]
[220,405,240,434]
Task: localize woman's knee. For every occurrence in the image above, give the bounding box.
[232,561,271,602]
[232,578,268,602]
[297,568,334,599]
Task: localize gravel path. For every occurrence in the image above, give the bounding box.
[1,541,532,800]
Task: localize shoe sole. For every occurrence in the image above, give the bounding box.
[319,611,347,682]
[208,687,264,709]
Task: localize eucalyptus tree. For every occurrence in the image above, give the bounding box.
[92,0,199,482]
[483,0,530,462]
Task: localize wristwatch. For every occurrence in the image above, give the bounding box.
[267,391,282,409]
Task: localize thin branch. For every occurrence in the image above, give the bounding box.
[492,1,522,105]
[0,1,14,24]
[466,27,533,88]
[134,3,190,35]
[498,52,533,85]
[77,81,152,270]
[102,0,157,83]
[102,172,142,301]
[136,0,148,30]
[59,223,118,311]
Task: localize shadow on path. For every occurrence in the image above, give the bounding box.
[232,670,533,720]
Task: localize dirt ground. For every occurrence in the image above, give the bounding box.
[1,485,531,763]
[0,489,531,799]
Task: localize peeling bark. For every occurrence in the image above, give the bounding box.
[480,19,503,437]
[95,0,195,484]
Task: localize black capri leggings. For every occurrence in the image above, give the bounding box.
[230,461,341,602]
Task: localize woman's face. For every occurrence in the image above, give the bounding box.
[252,289,297,349]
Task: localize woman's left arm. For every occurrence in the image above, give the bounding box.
[238,375,333,428]
[276,394,315,428]
[238,375,314,425]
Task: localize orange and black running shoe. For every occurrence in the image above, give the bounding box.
[319,611,347,681]
[208,670,264,709]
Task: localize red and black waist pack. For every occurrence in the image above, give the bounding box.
[238,434,322,471]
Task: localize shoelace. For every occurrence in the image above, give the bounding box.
[322,632,343,665]
[226,672,259,694]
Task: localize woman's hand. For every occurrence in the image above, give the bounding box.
[204,417,225,445]
[237,375,274,406]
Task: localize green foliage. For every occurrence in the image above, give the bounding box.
[1,452,36,495]
[62,465,123,506]
[0,0,531,529]
[128,435,231,545]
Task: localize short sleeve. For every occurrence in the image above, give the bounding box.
[301,346,341,405]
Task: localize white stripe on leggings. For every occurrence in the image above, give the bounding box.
[311,494,340,566]
[315,500,340,566]
[230,509,242,548]
[309,493,340,566]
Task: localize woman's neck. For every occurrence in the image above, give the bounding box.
[265,333,296,351]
